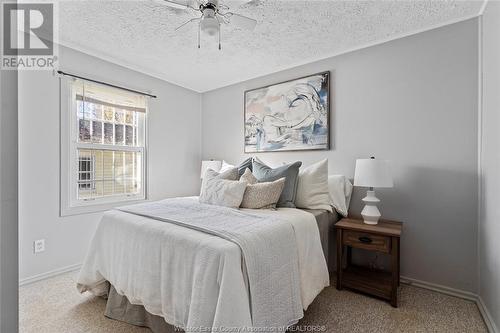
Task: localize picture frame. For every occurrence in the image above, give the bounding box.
[244,71,330,153]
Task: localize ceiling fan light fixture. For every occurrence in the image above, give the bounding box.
[167,0,257,49]
[200,11,219,36]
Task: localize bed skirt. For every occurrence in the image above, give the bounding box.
[105,284,182,333]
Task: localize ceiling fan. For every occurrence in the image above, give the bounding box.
[162,0,257,50]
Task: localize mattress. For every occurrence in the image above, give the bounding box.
[102,208,339,333]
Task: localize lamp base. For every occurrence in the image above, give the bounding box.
[361,190,381,225]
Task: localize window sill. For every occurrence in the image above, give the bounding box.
[60,196,148,217]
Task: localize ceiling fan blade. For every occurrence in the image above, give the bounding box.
[227,12,257,30]
[163,0,199,10]
[175,17,200,31]
[243,0,261,5]
[216,15,228,25]
[236,0,262,8]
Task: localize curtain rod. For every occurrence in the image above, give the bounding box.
[57,70,157,99]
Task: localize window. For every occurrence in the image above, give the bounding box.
[78,154,94,190]
[61,78,147,215]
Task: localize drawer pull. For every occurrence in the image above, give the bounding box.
[358,236,372,244]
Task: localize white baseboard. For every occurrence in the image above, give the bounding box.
[19,263,82,287]
[401,275,498,333]
[477,296,499,333]
[400,275,478,302]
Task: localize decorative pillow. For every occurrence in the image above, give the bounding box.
[240,169,285,209]
[199,169,246,208]
[237,157,253,177]
[240,168,257,185]
[209,167,238,181]
[200,167,238,195]
[219,158,253,177]
[219,167,238,181]
[252,158,302,208]
[295,159,332,212]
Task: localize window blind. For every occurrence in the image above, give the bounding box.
[74,80,147,113]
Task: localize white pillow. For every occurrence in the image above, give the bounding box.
[219,160,235,173]
[199,169,246,208]
[328,175,353,217]
[295,159,332,212]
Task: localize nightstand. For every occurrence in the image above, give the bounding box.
[335,218,402,307]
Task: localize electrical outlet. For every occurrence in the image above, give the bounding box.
[34,239,45,253]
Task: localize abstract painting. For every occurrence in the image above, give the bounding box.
[244,72,330,153]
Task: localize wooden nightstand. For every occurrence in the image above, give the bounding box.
[335,218,402,307]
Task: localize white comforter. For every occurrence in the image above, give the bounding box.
[77,197,329,332]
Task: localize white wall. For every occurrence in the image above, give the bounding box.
[19,46,202,281]
[479,1,500,331]
[201,19,479,293]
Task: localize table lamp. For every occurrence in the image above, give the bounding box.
[354,157,393,225]
[200,160,222,179]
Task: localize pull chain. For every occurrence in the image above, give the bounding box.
[218,22,221,50]
[198,22,201,49]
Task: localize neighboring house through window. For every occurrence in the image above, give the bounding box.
[78,154,94,190]
[61,77,148,215]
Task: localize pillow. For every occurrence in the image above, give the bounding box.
[219,158,253,177]
[199,169,246,208]
[219,160,235,173]
[237,157,253,176]
[241,179,286,209]
[240,168,257,185]
[212,167,238,180]
[200,167,238,195]
[252,158,302,208]
[328,175,353,217]
[295,159,332,212]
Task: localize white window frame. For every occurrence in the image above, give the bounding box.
[60,76,149,216]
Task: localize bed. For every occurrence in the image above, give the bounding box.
[77,196,340,333]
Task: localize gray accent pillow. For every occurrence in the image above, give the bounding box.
[251,159,302,208]
[199,169,246,208]
[237,157,253,177]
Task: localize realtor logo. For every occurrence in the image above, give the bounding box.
[2,2,58,70]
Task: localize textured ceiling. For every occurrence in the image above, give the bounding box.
[58,0,483,92]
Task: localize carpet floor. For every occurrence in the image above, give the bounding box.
[20,271,487,333]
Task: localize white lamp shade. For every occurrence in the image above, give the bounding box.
[354,159,393,188]
[200,160,222,179]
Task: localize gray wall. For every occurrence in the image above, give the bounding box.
[0,14,19,333]
[201,19,479,293]
[479,1,500,331]
[18,46,202,281]
[0,69,19,332]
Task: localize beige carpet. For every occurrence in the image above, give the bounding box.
[20,271,487,333]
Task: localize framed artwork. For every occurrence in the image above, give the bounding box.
[244,71,330,153]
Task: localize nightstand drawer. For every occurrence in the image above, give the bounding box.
[343,230,391,253]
